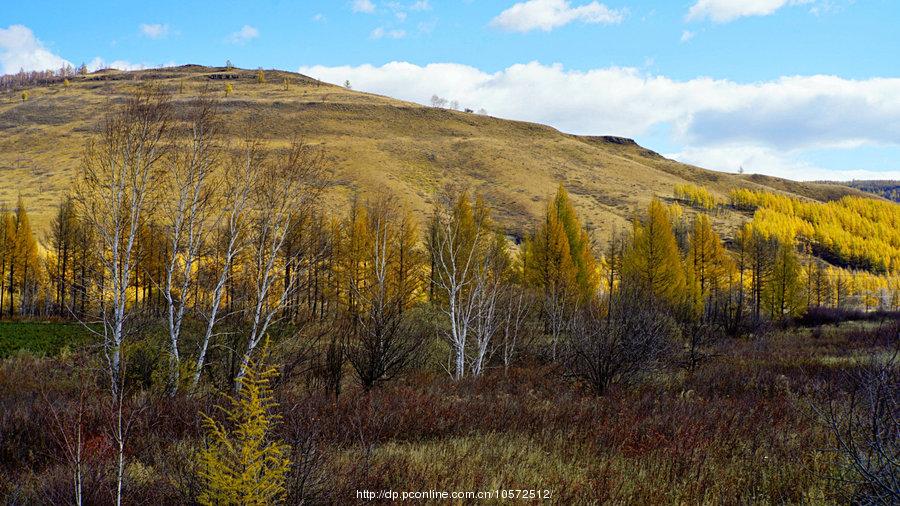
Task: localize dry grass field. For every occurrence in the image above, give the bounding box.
[0,65,865,240]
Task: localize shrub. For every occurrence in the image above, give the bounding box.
[799,307,865,326]
[816,347,899,504]
[564,289,677,395]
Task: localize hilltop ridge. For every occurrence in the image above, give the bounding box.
[0,64,868,239]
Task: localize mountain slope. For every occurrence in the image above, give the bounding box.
[0,65,867,241]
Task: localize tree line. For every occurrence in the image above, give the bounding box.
[730,188,900,273]
[1,89,897,395]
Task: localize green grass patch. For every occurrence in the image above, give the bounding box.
[0,321,94,358]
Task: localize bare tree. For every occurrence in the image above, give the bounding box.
[43,366,91,506]
[344,199,426,391]
[75,89,171,396]
[816,332,898,505]
[499,290,535,374]
[190,136,258,390]
[681,319,722,373]
[565,288,676,395]
[544,285,573,362]
[74,90,171,505]
[468,236,508,377]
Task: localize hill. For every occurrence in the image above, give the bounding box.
[823,180,900,203]
[0,64,869,242]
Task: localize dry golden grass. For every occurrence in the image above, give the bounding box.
[0,65,865,241]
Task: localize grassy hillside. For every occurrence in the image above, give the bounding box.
[0,65,866,242]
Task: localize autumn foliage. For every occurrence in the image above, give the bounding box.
[730,188,900,273]
[199,356,291,505]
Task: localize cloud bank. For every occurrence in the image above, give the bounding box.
[298,61,900,180]
[0,24,71,75]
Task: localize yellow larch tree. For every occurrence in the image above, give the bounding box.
[764,240,803,319]
[622,198,686,305]
[198,355,290,505]
[522,185,599,302]
[685,213,732,316]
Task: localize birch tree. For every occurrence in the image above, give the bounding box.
[468,233,509,377]
[191,136,258,389]
[235,139,325,389]
[74,88,171,506]
[498,289,534,374]
[161,96,219,395]
[428,191,494,380]
[75,88,171,396]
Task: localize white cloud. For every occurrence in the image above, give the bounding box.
[669,145,900,181]
[228,25,259,44]
[680,30,695,43]
[298,61,900,180]
[313,13,326,22]
[410,0,431,11]
[86,57,175,72]
[0,24,71,75]
[352,0,376,13]
[418,20,437,34]
[0,24,175,76]
[371,27,406,39]
[491,0,625,32]
[687,0,814,23]
[139,23,169,39]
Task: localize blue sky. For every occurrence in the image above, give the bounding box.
[2,0,899,180]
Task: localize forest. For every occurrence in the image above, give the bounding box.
[0,89,897,504]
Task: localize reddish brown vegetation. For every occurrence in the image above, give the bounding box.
[2,319,895,504]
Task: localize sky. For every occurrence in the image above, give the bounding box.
[2,0,899,181]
